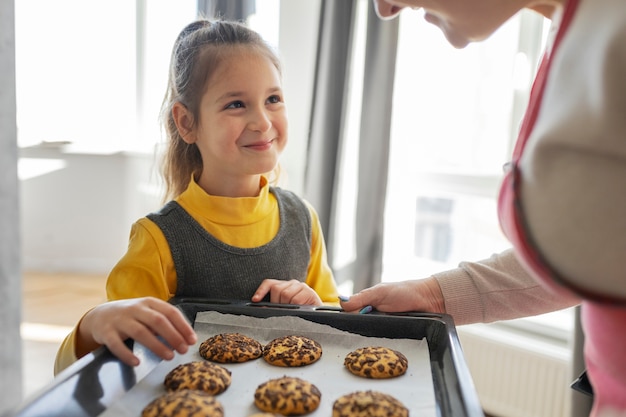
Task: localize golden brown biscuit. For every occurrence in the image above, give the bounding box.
[254,376,321,415]
[248,414,282,417]
[332,390,408,417]
[199,332,263,363]
[262,335,322,367]
[141,390,224,417]
[164,361,231,395]
[343,346,408,379]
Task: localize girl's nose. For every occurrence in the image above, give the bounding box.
[248,109,272,133]
[373,0,405,20]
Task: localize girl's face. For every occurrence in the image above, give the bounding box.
[183,48,287,195]
[373,0,543,48]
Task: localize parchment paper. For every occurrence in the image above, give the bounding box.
[99,311,436,416]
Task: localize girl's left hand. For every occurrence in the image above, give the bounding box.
[251,279,323,306]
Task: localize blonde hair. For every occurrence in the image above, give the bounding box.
[160,19,283,201]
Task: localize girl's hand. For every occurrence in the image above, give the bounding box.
[76,297,197,367]
[252,279,323,306]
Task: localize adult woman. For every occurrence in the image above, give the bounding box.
[341,0,626,415]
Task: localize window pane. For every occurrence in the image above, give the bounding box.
[382,9,573,334]
[389,8,521,177]
[383,9,522,279]
[138,0,197,147]
[15,0,136,149]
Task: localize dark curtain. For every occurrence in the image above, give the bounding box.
[571,307,593,416]
[304,0,355,257]
[304,0,399,290]
[197,0,255,21]
[351,5,398,290]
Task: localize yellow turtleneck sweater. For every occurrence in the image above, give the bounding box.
[54,176,337,374]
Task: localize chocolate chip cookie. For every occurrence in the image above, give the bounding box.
[248,414,282,417]
[262,335,322,367]
[343,346,408,379]
[142,390,224,417]
[164,361,231,395]
[254,376,321,415]
[199,332,263,363]
[332,390,408,417]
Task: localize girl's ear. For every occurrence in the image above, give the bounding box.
[172,102,196,144]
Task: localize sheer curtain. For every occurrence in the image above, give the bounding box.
[304,0,355,248]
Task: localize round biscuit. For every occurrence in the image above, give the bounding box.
[248,414,282,417]
[164,361,231,395]
[141,390,224,417]
[332,390,408,417]
[254,376,321,415]
[343,346,408,379]
[199,332,263,363]
[262,335,322,367]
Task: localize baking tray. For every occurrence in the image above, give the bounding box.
[6,298,484,417]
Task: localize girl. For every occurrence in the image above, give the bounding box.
[55,19,338,374]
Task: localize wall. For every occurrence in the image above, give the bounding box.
[19,146,161,274]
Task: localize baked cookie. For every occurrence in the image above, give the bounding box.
[199,332,263,363]
[248,414,282,417]
[164,361,231,395]
[262,335,322,367]
[332,390,408,417]
[254,376,321,415]
[141,390,224,417]
[343,346,408,379]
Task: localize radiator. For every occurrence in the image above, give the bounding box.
[457,324,572,417]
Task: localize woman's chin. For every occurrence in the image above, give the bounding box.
[423,12,471,49]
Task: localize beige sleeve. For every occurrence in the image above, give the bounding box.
[433,249,579,325]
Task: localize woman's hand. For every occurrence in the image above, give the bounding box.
[251,279,323,306]
[339,278,446,314]
[76,297,197,367]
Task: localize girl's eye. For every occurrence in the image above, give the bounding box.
[225,101,245,109]
[267,95,282,104]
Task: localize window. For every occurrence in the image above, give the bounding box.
[383,8,574,337]
[332,2,574,337]
[16,0,137,149]
[15,0,197,150]
[15,0,278,151]
[384,7,523,280]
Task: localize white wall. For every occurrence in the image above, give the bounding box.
[19,146,162,274]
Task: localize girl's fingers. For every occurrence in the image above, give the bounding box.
[103,336,141,367]
[129,301,196,358]
[252,279,276,302]
[144,300,197,350]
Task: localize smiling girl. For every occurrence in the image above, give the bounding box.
[54,20,338,373]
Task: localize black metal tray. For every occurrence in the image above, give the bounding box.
[7,298,484,417]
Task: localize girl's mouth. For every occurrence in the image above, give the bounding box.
[245,139,274,151]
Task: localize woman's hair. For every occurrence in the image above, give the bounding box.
[160,19,282,201]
